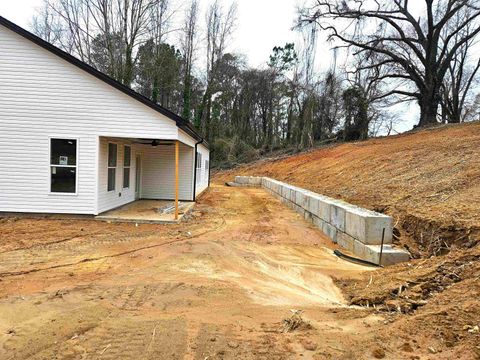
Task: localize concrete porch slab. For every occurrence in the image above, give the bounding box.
[96,200,195,224]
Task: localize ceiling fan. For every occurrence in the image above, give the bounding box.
[132,139,174,147]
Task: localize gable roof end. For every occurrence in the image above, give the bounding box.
[0,15,206,147]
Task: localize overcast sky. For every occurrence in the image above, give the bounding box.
[0,0,305,68]
[0,0,418,132]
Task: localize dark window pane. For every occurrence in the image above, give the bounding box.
[196,152,202,169]
[51,167,76,193]
[108,168,116,191]
[108,143,117,167]
[123,168,130,188]
[51,139,76,165]
[124,146,131,167]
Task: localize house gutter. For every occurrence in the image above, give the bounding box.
[192,138,204,201]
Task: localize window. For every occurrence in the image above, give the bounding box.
[196,152,202,185]
[205,159,209,184]
[196,152,202,169]
[50,138,77,194]
[108,143,117,192]
[123,145,131,189]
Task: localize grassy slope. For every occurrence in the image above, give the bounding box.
[215,122,480,256]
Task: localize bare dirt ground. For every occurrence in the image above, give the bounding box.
[214,122,480,359]
[1,185,389,360]
[2,123,479,359]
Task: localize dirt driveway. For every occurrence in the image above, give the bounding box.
[0,185,389,359]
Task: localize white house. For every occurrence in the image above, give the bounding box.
[0,16,210,216]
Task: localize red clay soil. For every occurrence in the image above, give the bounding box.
[216,122,480,257]
[215,122,480,359]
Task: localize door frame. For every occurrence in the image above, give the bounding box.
[135,154,142,200]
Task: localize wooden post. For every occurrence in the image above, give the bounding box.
[175,141,179,220]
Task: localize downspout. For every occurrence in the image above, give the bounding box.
[192,138,204,201]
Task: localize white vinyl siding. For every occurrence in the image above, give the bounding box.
[0,23,207,215]
[195,143,210,195]
[98,138,136,214]
[139,143,194,201]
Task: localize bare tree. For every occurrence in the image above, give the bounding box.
[31,1,64,47]
[196,0,237,138]
[440,6,480,123]
[34,0,161,85]
[180,0,199,121]
[299,0,480,128]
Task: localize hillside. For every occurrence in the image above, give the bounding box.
[216,122,480,257]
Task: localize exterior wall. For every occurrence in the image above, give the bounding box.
[178,129,197,147]
[0,133,97,214]
[195,143,210,196]
[0,23,206,215]
[97,138,136,214]
[139,143,194,201]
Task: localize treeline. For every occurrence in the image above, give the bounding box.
[32,0,480,167]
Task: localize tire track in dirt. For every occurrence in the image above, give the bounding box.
[0,215,227,278]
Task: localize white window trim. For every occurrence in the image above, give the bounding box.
[48,137,79,196]
[123,145,131,189]
[107,142,118,192]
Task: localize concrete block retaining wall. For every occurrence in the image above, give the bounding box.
[234,176,410,266]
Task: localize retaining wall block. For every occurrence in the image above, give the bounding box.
[308,196,320,215]
[288,188,295,202]
[322,222,338,243]
[275,184,281,194]
[330,203,346,232]
[312,215,326,230]
[345,207,393,245]
[235,176,262,186]
[336,231,355,251]
[295,190,307,209]
[304,211,313,222]
[316,198,331,222]
[355,241,410,266]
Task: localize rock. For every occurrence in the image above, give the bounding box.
[227,341,239,349]
[399,342,414,352]
[372,347,385,358]
[428,347,437,354]
[301,339,317,351]
[468,325,479,333]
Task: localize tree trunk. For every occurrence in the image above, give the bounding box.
[182,73,191,121]
[418,92,440,127]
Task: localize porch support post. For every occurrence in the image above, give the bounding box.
[175,141,179,220]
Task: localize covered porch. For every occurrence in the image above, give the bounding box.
[96,199,195,224]
[95,136,205,222]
